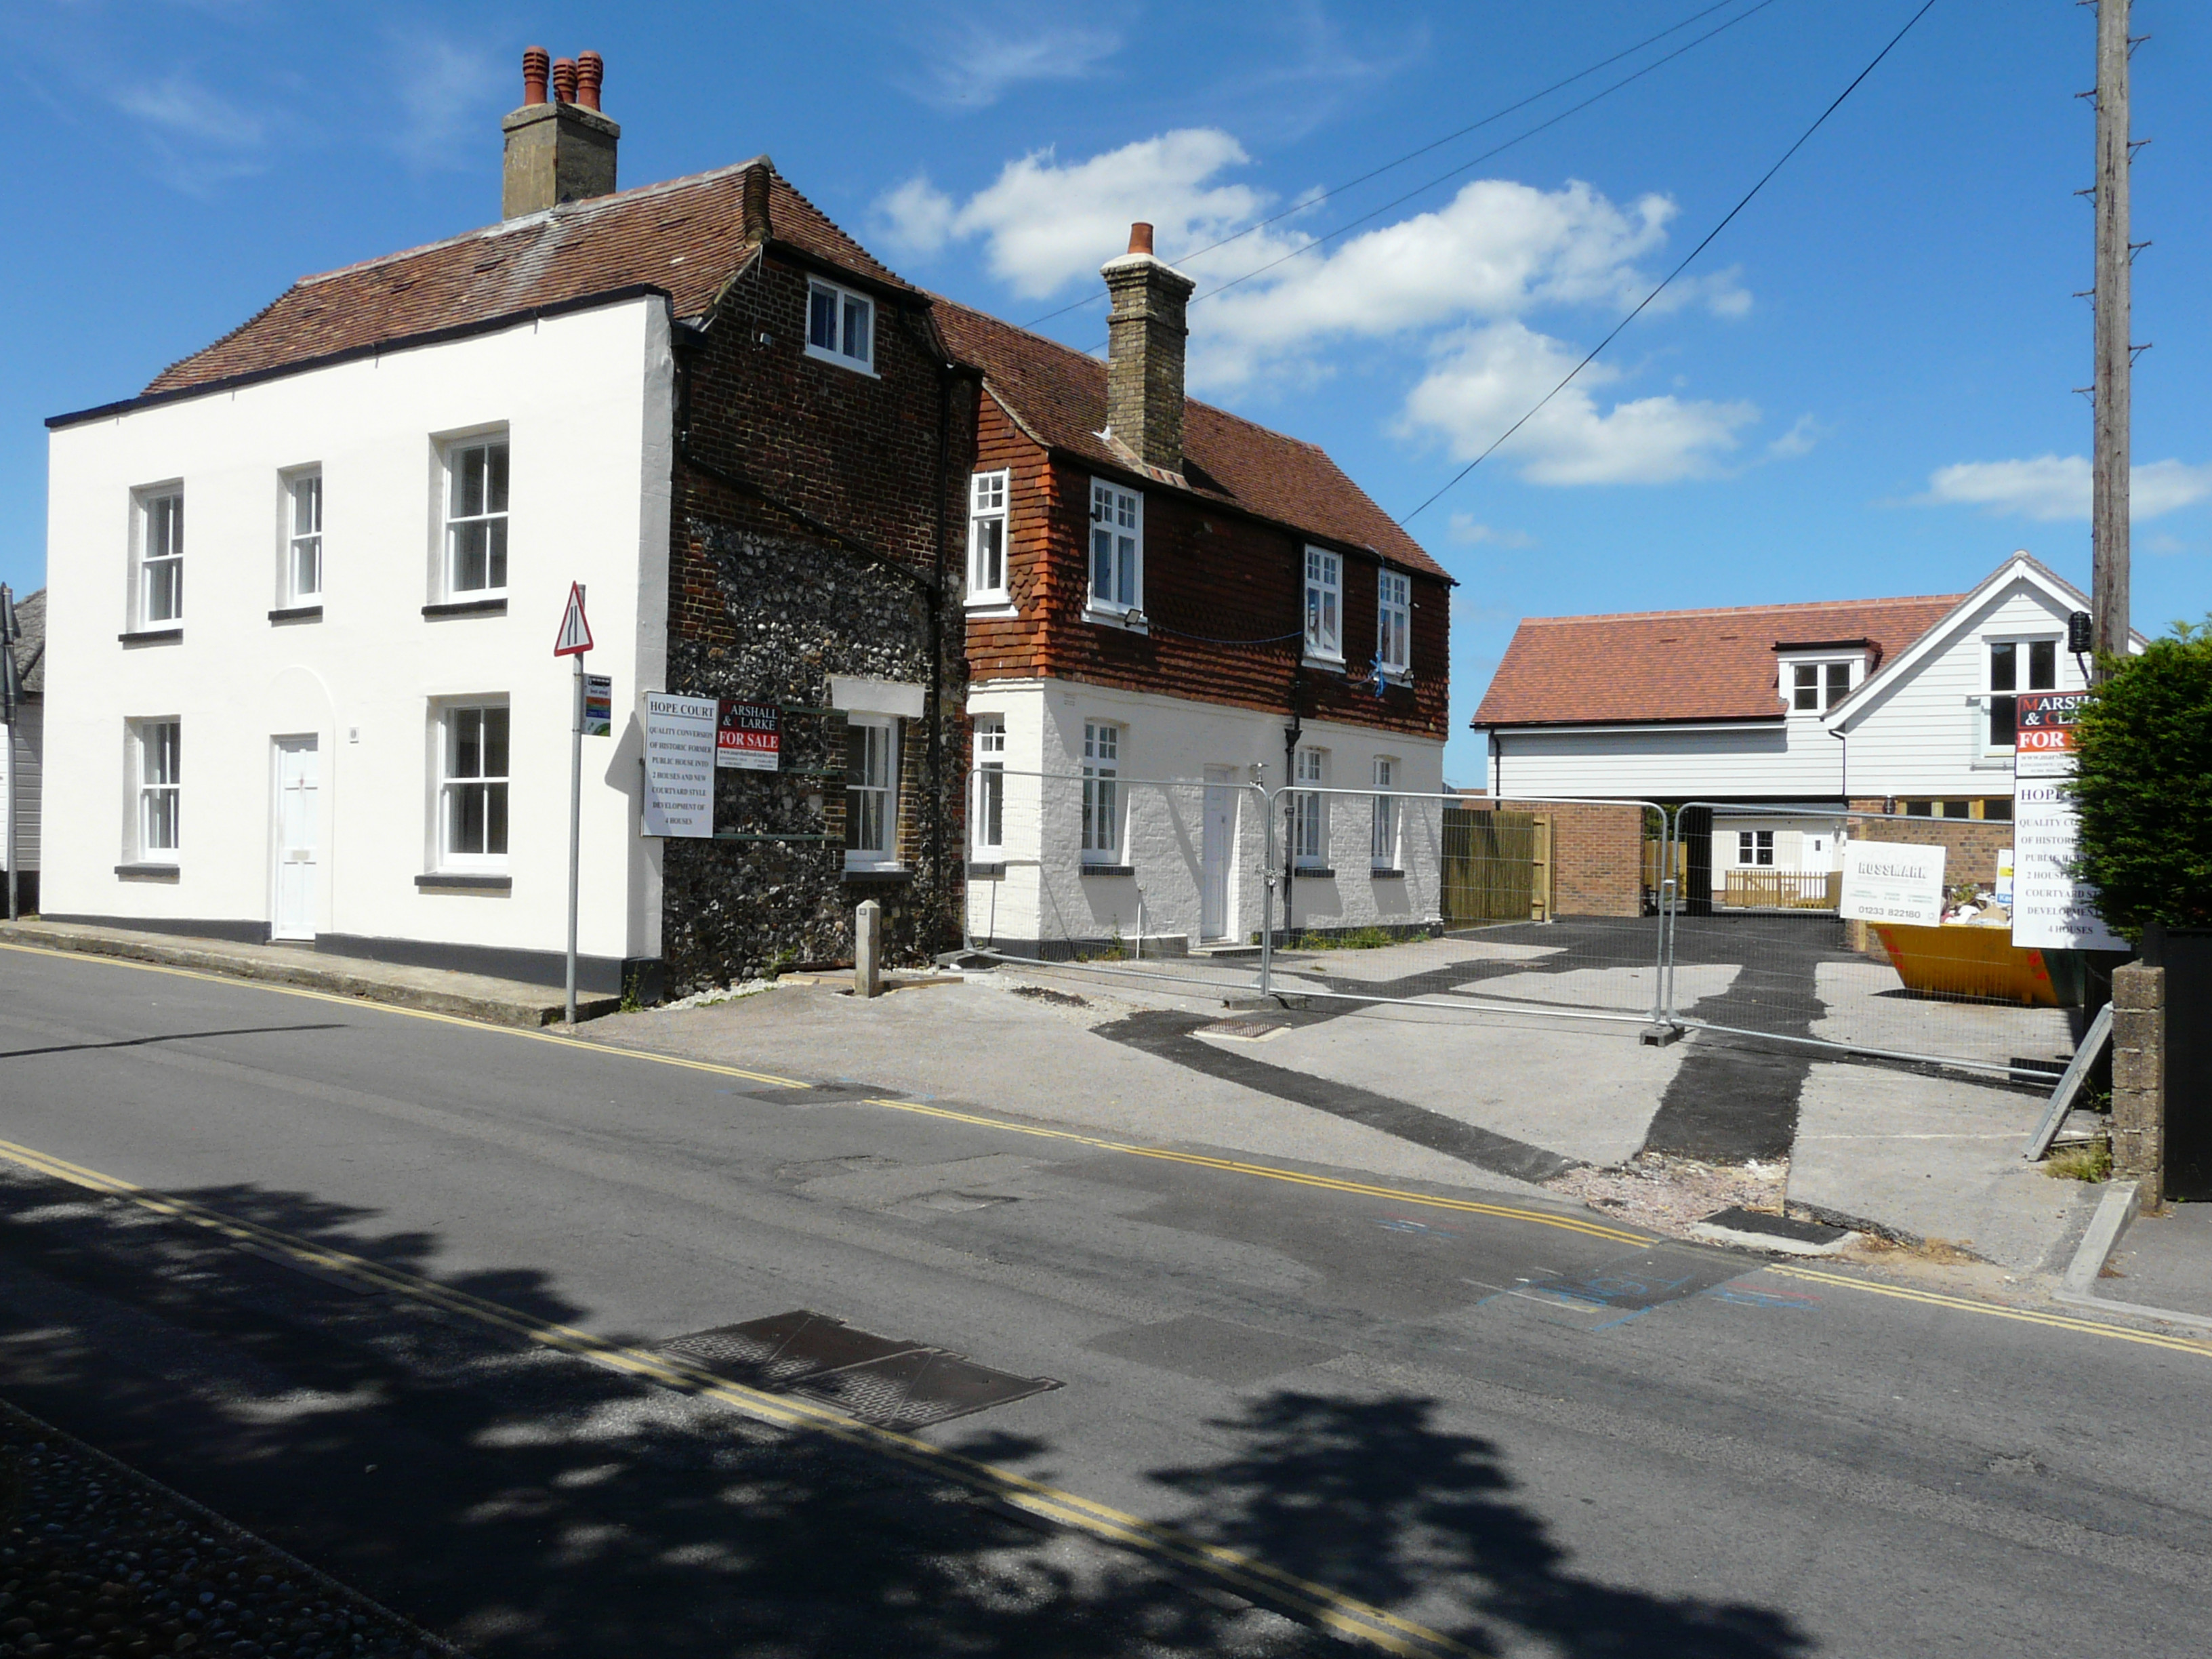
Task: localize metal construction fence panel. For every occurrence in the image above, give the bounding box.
[1255,788,1671,1027]
[1662,802,2084,1080]
[963,770,1273,997]
[966,776,1668,1029]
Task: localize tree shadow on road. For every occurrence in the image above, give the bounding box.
[0,1166,1811,1657]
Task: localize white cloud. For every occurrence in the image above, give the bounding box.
[878,129,1269,298]
[112,72,264,148]
[874,175,958,256]
[384,31,502,169]
[1400,321,1756,486]
[1918,455,2212,521]
[1446,515,1535,548]
[901,16,1121,111]
[1768,413,1824,459]
[890,127,1760,487]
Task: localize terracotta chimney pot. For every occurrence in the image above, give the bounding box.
[575,51,604,111]
[550,57,579,105]
[1128,222,1155,256]
[522,45,550,106]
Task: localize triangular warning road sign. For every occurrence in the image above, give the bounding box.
[554,582,594,656]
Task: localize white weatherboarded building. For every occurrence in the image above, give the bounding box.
[1471,555,2125,890]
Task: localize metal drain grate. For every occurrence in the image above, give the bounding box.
[657,1310,1062,1428]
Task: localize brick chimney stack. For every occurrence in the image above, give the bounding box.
[501,46,620,219]
[1101,222,1196,474]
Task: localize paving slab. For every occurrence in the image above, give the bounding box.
[2102,1200,2212,1318]
[1787,1060,2100,1270]
[586,976,1555,1195]
[0,919,596,1027]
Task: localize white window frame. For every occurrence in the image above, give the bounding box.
[972,715,1006,858]
[806,276,876,374]
[135,486,184,628]
[1081,721,1121,863]
[284,468,323,604]
[1736,829,1774,867]
[441,435,510,599]
[1376,570,1411,677]
[1785,660,1855,712]
[1370,756,1398,869]
[1984,634,2060,751]
[1087,478,1143,620]
[1304,548,1343,663]
[966,470,1011,607]
[436,701,510,872]
[1292,747,1328,868]
[131,718,181,861]
[844,714,901,871]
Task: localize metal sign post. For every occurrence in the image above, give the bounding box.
[0,584,18,923]
[554,582,595,1023]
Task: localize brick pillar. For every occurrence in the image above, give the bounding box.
[2110,961,2165,1205]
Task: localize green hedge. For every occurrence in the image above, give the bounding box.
[2070,616,2212,937]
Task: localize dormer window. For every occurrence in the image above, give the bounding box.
[1791,661,1851,712]
[806,278,874,373]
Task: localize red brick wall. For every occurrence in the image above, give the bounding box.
[966,394,1448,742]
[1847,799,2012,893]
[1465,796,1647,918]
[657,255,979,985]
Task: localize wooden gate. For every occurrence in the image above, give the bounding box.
[1443,807,1546,925]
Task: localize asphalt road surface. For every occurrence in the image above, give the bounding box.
[0,943,2206,1657]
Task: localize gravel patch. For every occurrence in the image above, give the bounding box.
[1549,1154,1789,1240]
[0,1396,458,1659]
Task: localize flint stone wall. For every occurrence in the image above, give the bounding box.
[657,521,962,992]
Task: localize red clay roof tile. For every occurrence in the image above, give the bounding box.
[930,299,1448,581]
[1472,594,1963,727]
[144,161,909,394]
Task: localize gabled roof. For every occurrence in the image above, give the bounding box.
[7,588,42,699]
[1472,591,1963,729]
[931,299,1448,581]
[1820,552,2129,729]
[141,159,909,397]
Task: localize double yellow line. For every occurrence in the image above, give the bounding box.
[0,1126,1475,1657]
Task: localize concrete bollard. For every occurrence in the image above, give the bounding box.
[2110,960,2165,1206]
[855,899,882,999]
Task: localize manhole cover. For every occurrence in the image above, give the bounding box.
[657,1310,1061,1429]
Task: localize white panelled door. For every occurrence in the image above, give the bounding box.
[272,736,319,941]
[1201,766,1235,942]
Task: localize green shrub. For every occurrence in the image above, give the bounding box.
[2070,615,2212,937]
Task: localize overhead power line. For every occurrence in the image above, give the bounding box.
[1398,0,1941,528]
[1021,0,1770,331]
[1075,0,1785,354]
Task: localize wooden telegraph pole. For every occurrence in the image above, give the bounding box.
[2090,0,2133,670]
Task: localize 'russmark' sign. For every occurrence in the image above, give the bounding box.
[1839,840,1946,926]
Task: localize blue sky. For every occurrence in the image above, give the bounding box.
[5,0,2207,784]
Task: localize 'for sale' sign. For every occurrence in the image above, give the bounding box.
[2014,689,2089,778]
[717,701,781,771]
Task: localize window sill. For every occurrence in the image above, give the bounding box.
[843,866,911,884]
[968,861,1006,880]
[423,597,508,619]
[269,604,323,624]
[1083,607,1149,636]
[1290,866,1336,879]
[1080,863,1136,877]
[1370,867,1406,879]
[964,600,1019,620]
[119,628,182,646]
[803,345,879,377]
[1301,653,1345,674]
[417,872,512,892]
[115,862,179,880]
